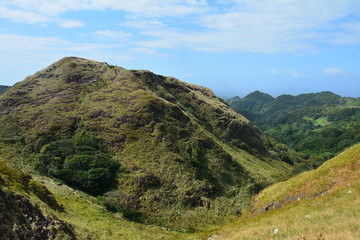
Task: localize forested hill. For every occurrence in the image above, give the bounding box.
[228,91,360,168]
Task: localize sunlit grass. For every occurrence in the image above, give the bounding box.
[313,117,328,126]
[214,144,360,240]
[33,175,187,240]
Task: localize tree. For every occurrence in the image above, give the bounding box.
[36,131,119,195]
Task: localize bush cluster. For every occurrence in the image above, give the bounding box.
[36,131,119,195]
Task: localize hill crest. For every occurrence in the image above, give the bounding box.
[0,57,296,231]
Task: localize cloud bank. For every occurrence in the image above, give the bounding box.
[324,68,347,76]
[1,0,360,53]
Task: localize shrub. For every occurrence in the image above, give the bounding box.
[36,131,119,195]
[104,190,143,221]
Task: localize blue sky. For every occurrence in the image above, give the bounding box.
[1,0,360,98]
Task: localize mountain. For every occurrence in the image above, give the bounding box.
[0,85,11,95]
[228,91,274,121]
[0,57,297,233]
[228,91,360,169]
[213,143,360,239]
[229,91,348,120]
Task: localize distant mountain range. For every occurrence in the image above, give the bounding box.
[228,91,360,168]
[0,85,11,95]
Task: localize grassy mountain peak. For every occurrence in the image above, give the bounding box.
[0,57,296,232]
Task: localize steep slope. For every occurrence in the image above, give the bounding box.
[0,155,186,240]
[0,85,11,95]
[0,57,294,231]
[228,91,360,169]
[214,143,360,240]
[0,158,76,240]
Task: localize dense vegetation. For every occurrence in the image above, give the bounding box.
[228,91,360,168]
[36,130,119,195]
[0,57,296,232]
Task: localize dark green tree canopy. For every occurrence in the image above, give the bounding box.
[36,130,119,195]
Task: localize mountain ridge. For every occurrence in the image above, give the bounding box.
[0,57,297,232]
[228,90,360,168]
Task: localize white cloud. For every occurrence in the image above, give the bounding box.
[2,0,207,18]
[94,30,133,38]
[1,0,87,16]
[122,20,165,29]
[324,68,347,76]
[0,34,66,53]
[0,6,49,23]
[59,20,84,28]
[323,22,360,44]
[125,0,360,53]
[91,0,208,18]
[0,33,144,85]
[129,48,158,55]
[1,0,360,53]
[285,69,300,78]
[0,34,131,62]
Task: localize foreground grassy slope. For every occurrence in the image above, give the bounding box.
[0,157,76,239]
[214,143,360,240]
[0,57,295,231]
[0,156,186,240]
[33,175,186,240]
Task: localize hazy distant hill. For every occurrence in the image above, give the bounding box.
[228,91,360,168]
[0,57,298,233]
[215,143,360,239]
[0,85,11,95]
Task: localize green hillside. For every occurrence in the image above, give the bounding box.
[0,157,76,239]
[0,57,296,234]
[228,91,360,169]
[0,156,188,240]
[213,143,360,239]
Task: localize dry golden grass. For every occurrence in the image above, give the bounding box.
[213,144,360,240]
